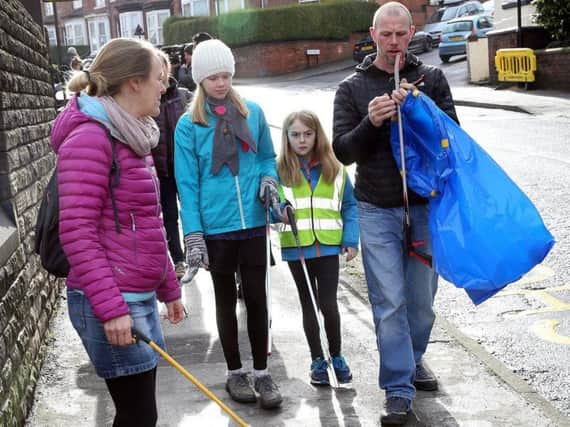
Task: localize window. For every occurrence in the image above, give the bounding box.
[120,11,143,38]
[72,0,82,9]
[0,202,18,280]
[45,25,57,46]
[94,0,105,7]
[44,2,54,16]
[444,21,473,33]
[65,19,86,45]
[181,0,209,17]
[441,6,459,21]
[428,9,444,24]
[146,9,170,45]
[88,17,110,53]
[218,0,245,14]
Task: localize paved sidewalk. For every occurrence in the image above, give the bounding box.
[26,255,569,426]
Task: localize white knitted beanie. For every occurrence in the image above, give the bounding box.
[191,39,235,84]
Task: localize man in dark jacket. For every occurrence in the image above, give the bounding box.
[332,2,458,425]
[177,43,196,92]
[153,55,193,280]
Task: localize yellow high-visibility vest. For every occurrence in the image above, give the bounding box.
[278,167,346,248]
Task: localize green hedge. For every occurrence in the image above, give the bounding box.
[164,0,377,46]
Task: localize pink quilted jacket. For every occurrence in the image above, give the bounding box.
[51,96,181,322]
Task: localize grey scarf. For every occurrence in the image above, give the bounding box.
[208,98,256,176]
[99,96,160,157]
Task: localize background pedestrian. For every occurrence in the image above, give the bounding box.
[153,51,193,281]
[177,43,196,92]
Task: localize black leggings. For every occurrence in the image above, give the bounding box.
[105,368,157,427]
[207,237,268,371]
[211,266,268,370]
[288,255,341,360]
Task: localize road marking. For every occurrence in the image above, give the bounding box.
[498,265,555,291]
[531,319,570,345]
[491,265,570,345]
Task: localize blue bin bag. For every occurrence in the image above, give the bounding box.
[390,90,555,305]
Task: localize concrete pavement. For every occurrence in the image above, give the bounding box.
[25,59,570,427]
[26,250,569,426]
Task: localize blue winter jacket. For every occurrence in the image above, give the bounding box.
[174,99,277,236]
[280,159,359,261]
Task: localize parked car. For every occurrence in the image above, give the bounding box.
[424,0,485,45]
[438,14,494,62]
[352,31,436,63]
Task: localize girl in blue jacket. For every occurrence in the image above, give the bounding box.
[277,110,359,386]
[174,40,282,409]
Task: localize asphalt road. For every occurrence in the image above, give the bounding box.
[236,50,570,417]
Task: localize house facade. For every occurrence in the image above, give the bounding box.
[42,0,434,56]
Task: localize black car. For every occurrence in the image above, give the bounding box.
[352,31,435,62]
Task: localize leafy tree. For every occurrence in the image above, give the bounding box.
[533,0,570,44]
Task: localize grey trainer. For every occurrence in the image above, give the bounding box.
[225,373,256,403]
[253,374,283,409]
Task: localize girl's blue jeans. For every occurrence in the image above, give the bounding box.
[357,201,438,401]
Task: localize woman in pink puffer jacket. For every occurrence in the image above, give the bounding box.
[52,38,184,427]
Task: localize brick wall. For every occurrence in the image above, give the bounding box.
[0,0,63,425]
[234,32,367,78]
[534,48,570,91]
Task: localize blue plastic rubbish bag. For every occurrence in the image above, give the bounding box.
[391,90,555,305]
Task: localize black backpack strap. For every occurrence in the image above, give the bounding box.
[106,131,122,234]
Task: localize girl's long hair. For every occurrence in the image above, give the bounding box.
[277,110,340,187]
[190,85,248,126]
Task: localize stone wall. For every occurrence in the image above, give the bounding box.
[534,47,570,92]
[234,32,367,78]
[0,0,62,425]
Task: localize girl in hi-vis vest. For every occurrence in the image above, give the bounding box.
[276,110,359,386]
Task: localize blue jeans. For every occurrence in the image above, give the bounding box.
[358,202,438,401]
[67,289,165,379]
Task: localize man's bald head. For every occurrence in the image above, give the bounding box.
[373,1,413,29]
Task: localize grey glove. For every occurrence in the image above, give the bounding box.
[259,176,282,217]
[182,232,209,284]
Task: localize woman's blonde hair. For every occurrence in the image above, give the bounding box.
[67,38,160,96]
[277,110,340,187]
[156,49,171,86]
[190,84,248,126]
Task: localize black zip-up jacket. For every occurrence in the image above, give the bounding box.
[333,53,458,208]
[152,77,192,178]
